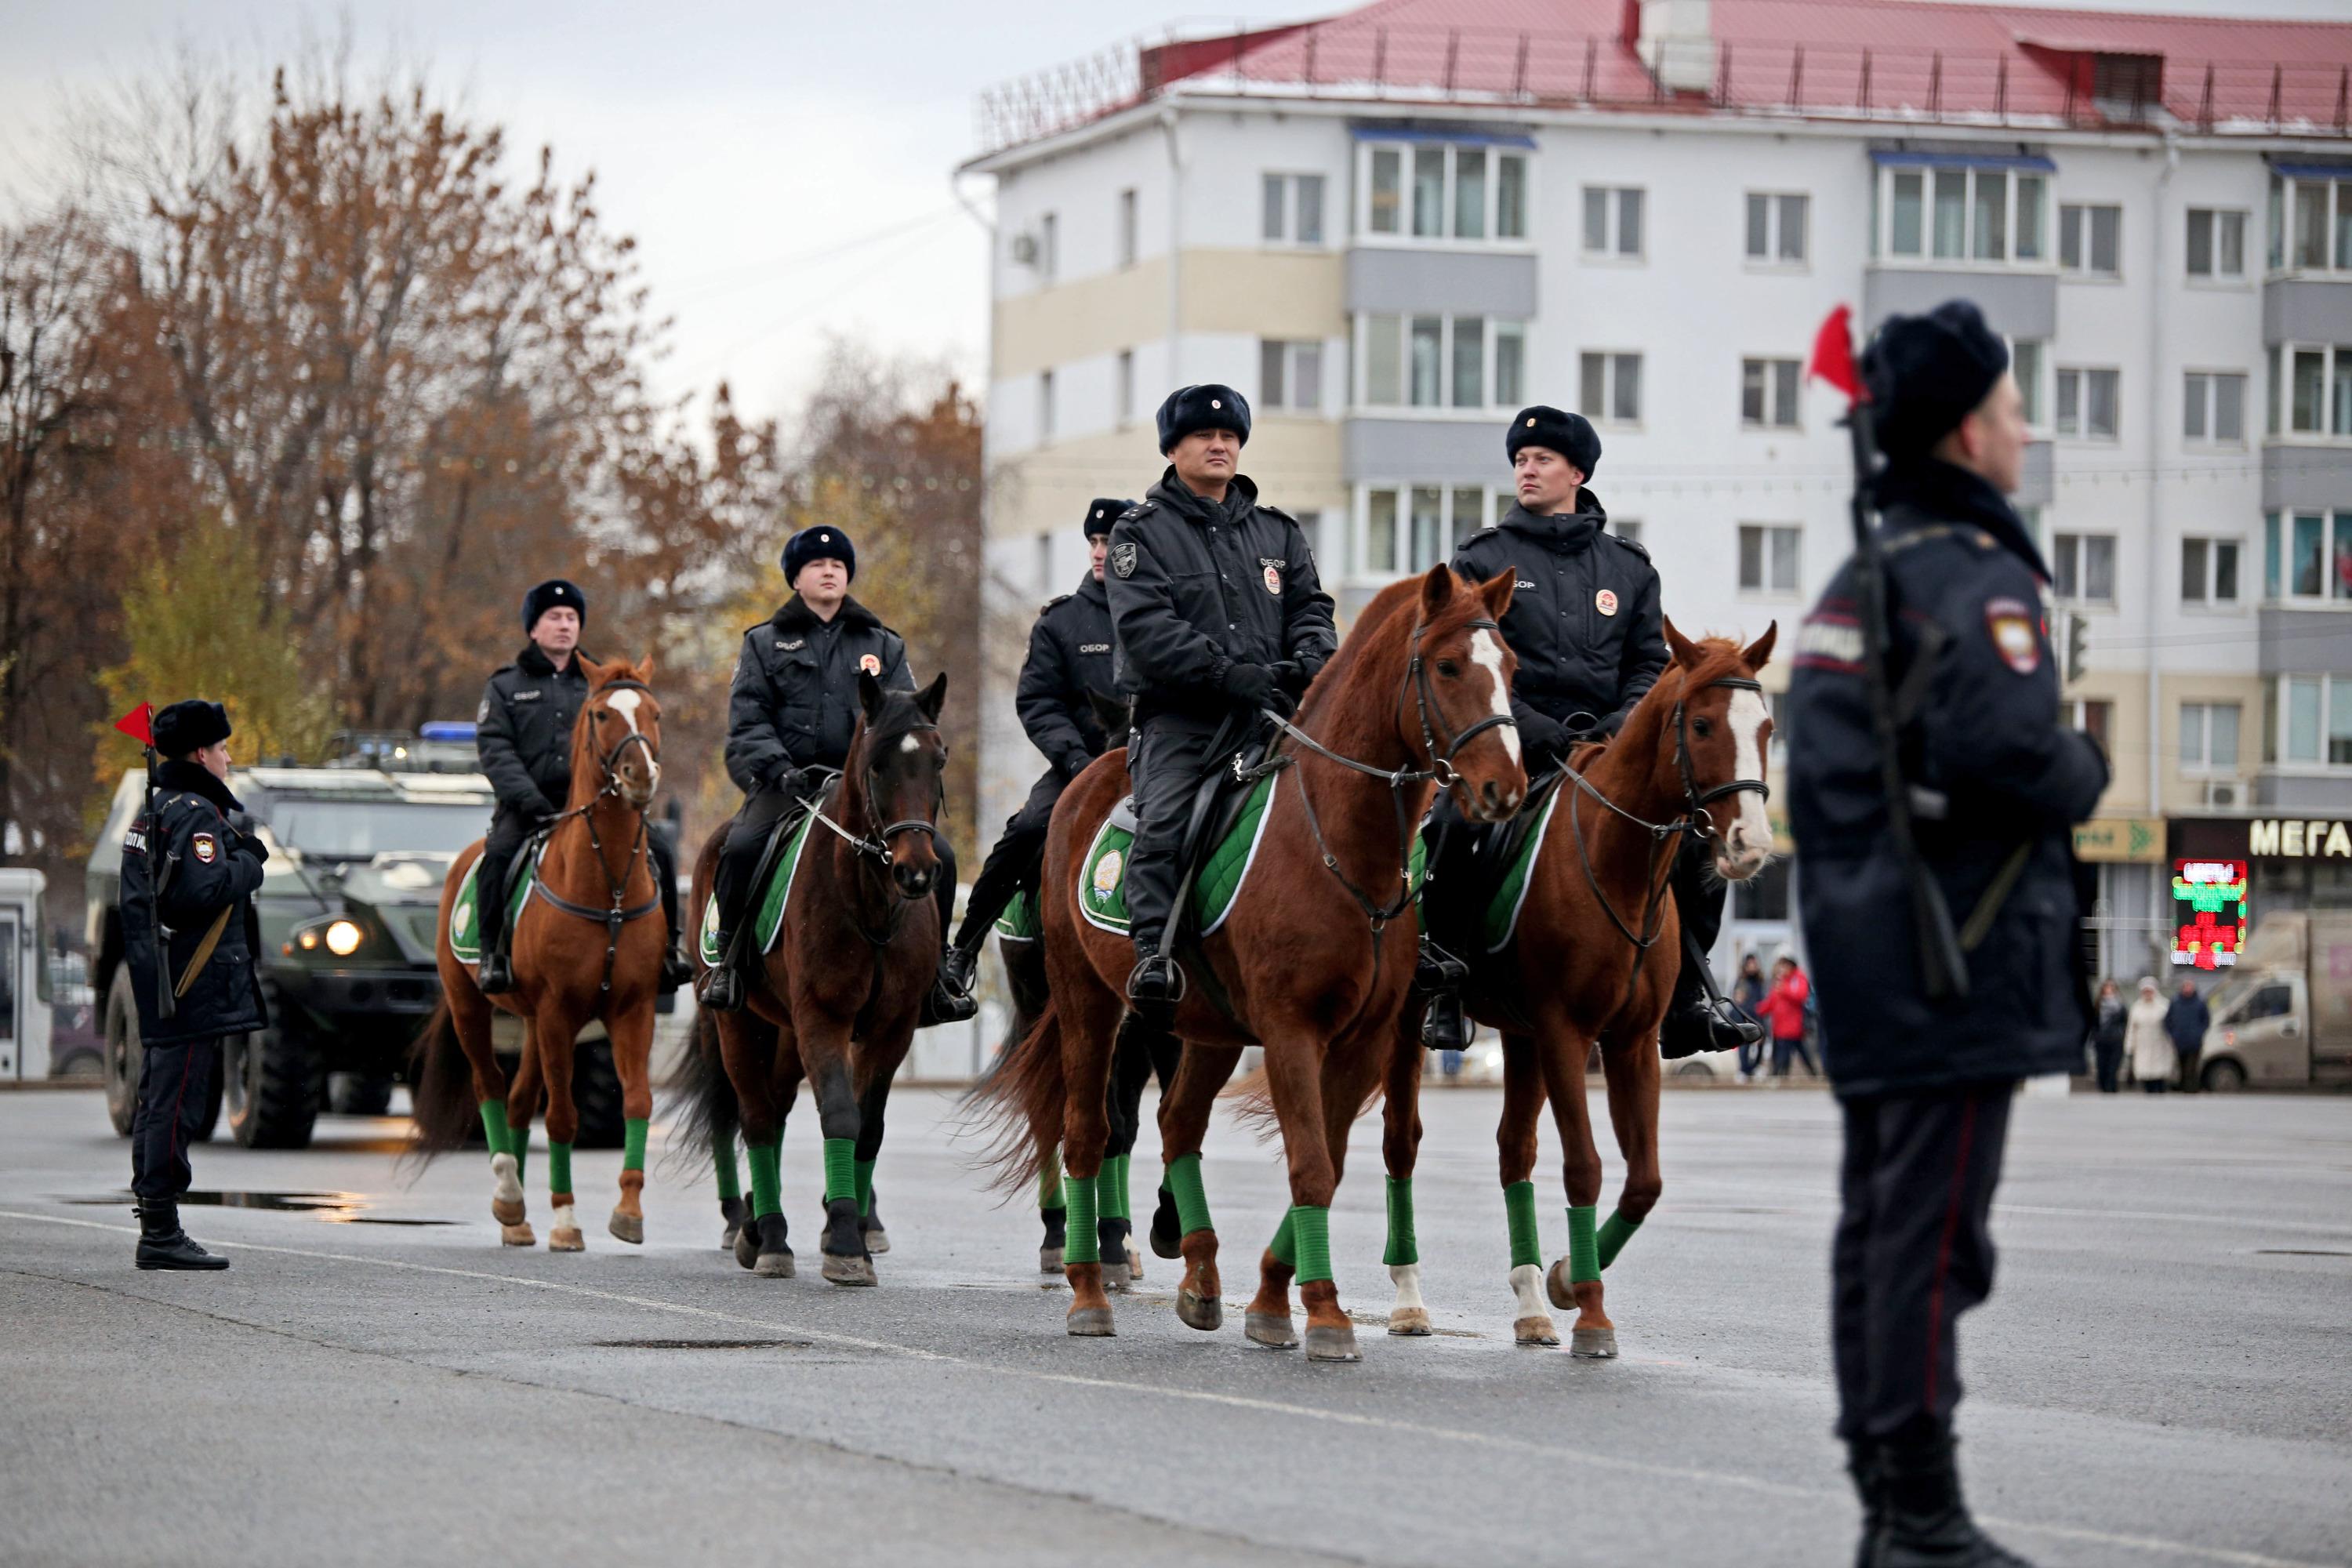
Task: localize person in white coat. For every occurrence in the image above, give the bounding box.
[2124,977,2176,1094]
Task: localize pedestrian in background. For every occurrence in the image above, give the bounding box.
[2125,978,2174,1094]
[1755,953,1817,1080]
[1733,953,1769,1082]
[2088,980,2128,1094]
[2166,979,2210,1094]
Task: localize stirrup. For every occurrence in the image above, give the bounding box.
[1125,954,1185,1018]
[477,952,516,995]
[1414,936,1468,993]
[920,966,978,1028]
[1420,987,1469,1052]
[696,947,746,1012]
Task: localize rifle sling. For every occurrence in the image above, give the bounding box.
[174,906,235,999]
[1956,843,2034,954]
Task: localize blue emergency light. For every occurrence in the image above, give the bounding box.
[419,722,478,742]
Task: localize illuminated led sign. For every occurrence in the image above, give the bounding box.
[2170,858,2247,970]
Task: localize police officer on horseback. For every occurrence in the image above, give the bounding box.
[474,579,691,996]
[1415,407,1765,1060]
[1108,384,1337,1025]
[699,525,973,1022]
[936,497,1131,1007]
[1791,302,2107,1568]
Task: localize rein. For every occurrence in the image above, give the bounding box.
[531,677,662,996]
[807,721,945,950]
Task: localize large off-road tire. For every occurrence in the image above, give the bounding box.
[328,1071,396,1116]
[103,968,142,1136]
[571,1036,625,1150]
[225,1021,323,1149]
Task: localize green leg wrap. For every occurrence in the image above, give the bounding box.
[713,1138,742,1203]
[822,1138,857,1206]
[1598,1209,1643,1271]
[1101,1152,1131,1221]
[854,1158,876,1218]
[746,1140,782,1219]
[1290,1206,1334,1285]
[547,1142,573,1198]
[622,1117,648,1172]
[1384,1176,1420,1268]
[477,1100,512,1157]
[1504,1180,1543,1270]
[1166,1152,1213,1237]
[1038,1148,1065,1213]
[1062,1172,1101,1265]
[1269,1208,1298,1268]
[1567,1203,1601,1284]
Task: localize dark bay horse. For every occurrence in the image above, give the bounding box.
[677,673,949,1285]
[414,656,669,1250]
[1378,622,1777,1353]
[976,565,1525,1362]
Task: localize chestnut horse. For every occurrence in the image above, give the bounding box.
[413,655,669,1251]
[677,673,950,1285]
[977,565,1525,1362]
[1377,622,1777,1354]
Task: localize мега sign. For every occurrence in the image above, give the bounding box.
[2248,818,2352,858]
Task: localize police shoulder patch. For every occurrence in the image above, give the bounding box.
[1984,596,2041,675]
[192,831,217,864]
[1110,541,1139,579]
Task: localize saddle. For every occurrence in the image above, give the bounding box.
[1106,724,1275,912]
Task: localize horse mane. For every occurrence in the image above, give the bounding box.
[1573,635,1753,772]
[1293,569,1488,726]
[851,684,933,761]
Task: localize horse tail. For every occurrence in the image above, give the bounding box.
[401,997,478,1169]
[1219,1054,1392,1145]
[660,1004,739,1178]
[963,994,1065,1200]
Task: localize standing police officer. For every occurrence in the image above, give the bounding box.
[700,525,971,1022]
[1108,385,1336,1022]
[1791,302,2106,1568]
[937,497,1131,1005]
[1416,407,1763,1060]
[474,579,691,995]
[121,700,270,1270]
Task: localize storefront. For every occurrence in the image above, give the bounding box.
[2168,815,2352,974]
[2074,818,2169,983]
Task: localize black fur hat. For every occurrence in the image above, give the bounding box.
[1082,498,1134,539]
[1864,300,2009,459]
[521,579,586,634]
[1504,405,1602,477]
[152,699,231,757]
[1155,384,1250,454]
[781,525,856,586]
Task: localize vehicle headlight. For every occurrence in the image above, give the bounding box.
[325,919,365,956]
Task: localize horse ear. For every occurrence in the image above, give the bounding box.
[916,670,949,723]
[857,670,884,721]
[636,652,656,684]
[1740,622,1777,673]
[575,653,606,688]
[1662,616,1702,670]
[1419,563,1454,620]
[1478,568,1515,622]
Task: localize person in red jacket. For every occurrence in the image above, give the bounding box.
[1754,954,1818,1080]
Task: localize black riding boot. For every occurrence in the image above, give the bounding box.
[1848,1439,1886,1568]
[1416,937,1471,1051]
[1125,947,1185,1029]
[920,851,978,1026]
[1872,1430,2033,1568]
[135,1200,229,1272]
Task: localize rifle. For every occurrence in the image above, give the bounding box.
[143,741,179,1022]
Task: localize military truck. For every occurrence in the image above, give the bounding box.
[2190,912,2352,1091]
[85,737,626,1149]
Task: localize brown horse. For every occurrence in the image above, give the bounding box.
[977,565,1526,1362]
[413,655,669,1250]
[1377,622,1777,1354]
[676,672,949,1285]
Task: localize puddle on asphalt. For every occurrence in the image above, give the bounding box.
[2254,1248,2350,1258]
[593,1338,813,1351]
[60,1190,455,1225]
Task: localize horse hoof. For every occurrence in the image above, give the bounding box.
[492,1196,526,1226]
[1388,1308,1433,1338]
[1039,1246,1065,1275]
[1571,1327,1620,1359]
[608,1210,644,1246]
[1127,1252,1145,1284]
[1304,1323,1362,1363]
[550,1227,586,1253]
[861,1226,891,1255]
[755,1249,797,1279]
[1515,1315,1561,1348]
[1176,1288,1222,1332]
[1065,1305,1116,1337]
[1100,1258,1132,1292]
[720,1224,741,1254]
[733,1225,760,1271]
[1244,1312,1298,1350]
[499,1222,535,1247]
[822,1252,877,1287]
[1545,1258,1577,1311]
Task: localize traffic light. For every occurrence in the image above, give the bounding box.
[2063,609,2090,684]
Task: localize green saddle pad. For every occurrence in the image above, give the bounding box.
[1482,780,1566,955]
[1079,771,1278,937]
[447,844,541,964]
[697,806,819,967]
[995,888,1040,942]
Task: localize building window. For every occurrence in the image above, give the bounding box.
[1878,165,2045,263]
[1038,212,1058,281]
[2183,372,2248,445]
[1262,172,1325,246]
[1036,369,1054,441]
[1613,519,1641,546]
[2060,203,2122,277]
[2056,367,2120,440]
[2013,339,2047,429]
[1738,524,1800,594]
[1494,322,1526,407]
[1359,485,1499,575]
[1116,350,1135,426]
[1260,339,1323,412]
[2180,536,2241,605]
[1581,186,1644,259]
[1744,192,1809,263]
[1359,143,1526,244]
[1036,533,1055,596]
[2185,208,2246,280]
[2052,532,2117,603]
[1579,351,1642,425]
[1359,315,1526,410]
[2268,172,2352,274]
[1732,858,1791,922]
[2067,699,2114,754]
[2267,673,2352,768]
[2273,343,2352,437]
[1118,188,1138,267]
[2180,702,2241,773]
[1740,358,1802,429]
[2265,510,2352,602]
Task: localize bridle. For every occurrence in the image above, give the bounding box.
[532,677,662,994]
[807,719,946,947]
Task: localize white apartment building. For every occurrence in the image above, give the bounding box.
[962,0,2352,982]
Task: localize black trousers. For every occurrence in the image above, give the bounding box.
[714,782,957,958]
[1124,714,1225,957]
[478,804,681,956]
[131,1034,222,1203]
[955,767,1065,952]
[2092,1040,2124,1093]
[1831,1081,2015,1443]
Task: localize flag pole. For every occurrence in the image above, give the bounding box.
[116,703,176,1022]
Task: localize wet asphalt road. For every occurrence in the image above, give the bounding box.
[2,1079,2347,1568]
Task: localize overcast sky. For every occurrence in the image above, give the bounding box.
[6,0,2347,430]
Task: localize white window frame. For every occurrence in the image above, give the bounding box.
[2179,700,2243,775]
[1117,188,1138,268]
[2264,510,2352,607]
[1038,212,1058,282]
[2183,369,2249,448]
[2051,530,2119,605]
[1116,349,1135,427]
[1352,483,1506,580]
[1578,350,1643,427]
[1261,172,1327,248]
[2267,172,2352,277]
[2184,206,2249,283]
[1581,185,1646,261]
[1356,141,1533,249]
[1036,368,1054,443]
[1355,314,1530,415]
[1744,191,1809,267]
[1874,164,2049,268]
[2011,339,2049,434]
[2270,342,2352,441]
[2265,673,2352,771]
[2179,535,2243,608]
[1259,337,1325,414]
[1740,356,1803,430]
[2058,202,2125,279]
[1737,524,1802,597]
[2055,366,2122,442]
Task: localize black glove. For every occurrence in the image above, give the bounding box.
[1272,660,1311,698]
[1519,710,1572,768]
[226,809,260,836]
[768,762,804,798]
[1058,750,1093,782]
[1221,662,1279,711]
[232,832,270,862]
[526,793,560,825]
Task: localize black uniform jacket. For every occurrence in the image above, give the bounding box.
[122,760,270,1047]
[1451,493,1666,759]
[724,594,913,793]
[1018,573,1120,779]
[1105,469,1338,721]
[1788,460,2110,1099]
[477,644,592,818]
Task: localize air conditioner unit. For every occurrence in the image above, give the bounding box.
[1010,233,1038,266]
[2201,777,2246,810]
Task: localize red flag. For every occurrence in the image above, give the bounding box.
[1806,304,1864,404]
[112,702,154,746]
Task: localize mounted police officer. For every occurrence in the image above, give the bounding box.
[1415,407,1765,1060]
[120,700,270,1270]
[1107,384,1337,1024]
[1791,301,2107,1568]
[936,497,1131,1007]
[473,579,691,996]
[699,525,972,1022]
